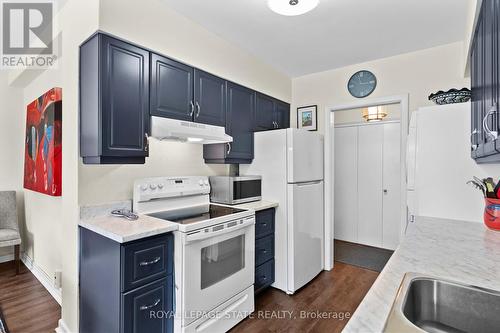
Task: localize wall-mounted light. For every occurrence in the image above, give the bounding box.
[267,0,319,16]
[362,106,388,122]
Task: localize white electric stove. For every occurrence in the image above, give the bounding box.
[133,176,255,333]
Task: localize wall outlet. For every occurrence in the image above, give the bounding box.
[54,269,62,289]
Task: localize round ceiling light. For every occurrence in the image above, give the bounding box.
[267,0,320,16]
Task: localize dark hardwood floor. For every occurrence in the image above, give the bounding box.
[0,261,60,333]
[231,261,378,333]
[0,260,376,333]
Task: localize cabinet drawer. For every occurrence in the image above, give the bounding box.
[122,234,173,292]
[122,277,173,333]
[255,234,274,266]
[255,208,275,239]
[255,259,274,294]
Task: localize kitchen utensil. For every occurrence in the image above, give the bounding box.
[484,178,497,198]
[111,209,139,221]
[467,180,486,197]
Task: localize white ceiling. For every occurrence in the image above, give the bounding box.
[162,0,470,77]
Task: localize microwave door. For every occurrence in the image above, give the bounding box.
[232,179,262,204]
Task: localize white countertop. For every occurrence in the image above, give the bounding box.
[343,216,500,333]
[79,214,178,243]
[230,200,278,211]
[79,201,178,243]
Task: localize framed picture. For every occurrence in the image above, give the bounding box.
[23,87,62,196]
[297,105,317,131]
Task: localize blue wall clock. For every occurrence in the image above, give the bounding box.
[348,70,377,98]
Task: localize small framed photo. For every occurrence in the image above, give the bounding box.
[297,105,317,131]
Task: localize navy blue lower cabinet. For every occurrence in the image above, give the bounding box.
[254,208,276,294]
[79,228,174,333]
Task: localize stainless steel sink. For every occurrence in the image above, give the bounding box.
[383,273,500,333]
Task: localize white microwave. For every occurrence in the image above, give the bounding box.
[209,176,262,205]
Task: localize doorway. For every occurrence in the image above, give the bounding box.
[323,95,409,271]
[333,104,401,270]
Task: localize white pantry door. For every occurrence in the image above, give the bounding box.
[382,123,401,249]
[357,125,384,247]
[334,121,401,250]
[334,126,358,242]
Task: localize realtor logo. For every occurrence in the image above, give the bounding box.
[1,0,56,69]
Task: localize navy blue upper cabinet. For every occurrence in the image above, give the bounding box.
[255,93,290,131]
[255,93,276,131]
[150,53,194,121]
[80,33,150,164]
[275,100,291,129]
[194,69,226,127]
[204,82,255,163]
[471,0,500,163]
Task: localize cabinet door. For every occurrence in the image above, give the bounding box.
[471,28,480,157]
[254,93,276,131]
[101,36,149,157]
[275,100,290,129]
[483,0,497,153]
[194,69,226,126]
[150,53,194,121]
[122,277,173,333]
[226,82,255,160]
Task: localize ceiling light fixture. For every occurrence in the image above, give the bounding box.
[267,0,320,16]
[362,106,388,122]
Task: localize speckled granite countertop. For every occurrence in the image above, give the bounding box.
[343,216,500,333]
[226,200,278,212]
[78,201,178,243]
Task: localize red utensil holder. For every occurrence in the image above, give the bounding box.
[484,198,500,231]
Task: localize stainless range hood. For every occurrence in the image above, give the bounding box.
[150,116,232,144]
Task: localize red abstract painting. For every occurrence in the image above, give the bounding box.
[23,88,62,196]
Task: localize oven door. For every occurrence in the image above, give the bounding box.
[182,217,255,326]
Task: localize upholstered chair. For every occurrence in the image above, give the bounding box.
[0,191,21,274]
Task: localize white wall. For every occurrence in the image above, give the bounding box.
[292,42,470,134]
[21,67,63,284]
[0,73,24,259]
[78,0,292,205]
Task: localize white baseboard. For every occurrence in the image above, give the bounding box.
[21,253,62,305]
[0,254,14,264]
[55,319,71,333]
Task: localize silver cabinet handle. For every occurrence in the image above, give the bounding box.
[471,129,479,151]
[483,104,498,140]
[189,101,194,117]
[195,101,201,118]
[139,256,161,266]
[144,133,149,152]
[139,298,161,311]
[226,142,231,155]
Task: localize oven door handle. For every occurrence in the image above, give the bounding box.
[185,218,255,243]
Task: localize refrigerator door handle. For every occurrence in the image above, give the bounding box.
[295,180,322,186]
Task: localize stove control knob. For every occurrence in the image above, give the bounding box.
[149,184,157,190]
[204,180,209,186]
[198,180,204,186]
[158,183,164,189]
[140,185,148,191]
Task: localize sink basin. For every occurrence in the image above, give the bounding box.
[383,273,500,333]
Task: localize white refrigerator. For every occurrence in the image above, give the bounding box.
[407,102,486,224]
[241,128,324,294]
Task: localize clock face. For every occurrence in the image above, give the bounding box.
[348,70,377,98]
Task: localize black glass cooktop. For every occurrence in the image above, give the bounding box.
[148,204,245,225]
